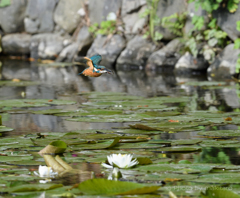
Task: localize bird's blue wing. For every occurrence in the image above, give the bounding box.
[90,54,102,66]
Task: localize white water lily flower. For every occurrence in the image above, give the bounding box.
[102,154,139,169]
[34,165,58,178]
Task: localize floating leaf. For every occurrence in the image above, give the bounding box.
[10,183,63,192]
[0,126,13,132]
[39,141,67,154]
[136,157,153,165]
[198,130,240,137]
[190,173,240,183]
[201,187,240,198]
[78,179,160,195]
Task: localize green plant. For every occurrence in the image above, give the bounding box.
[89,20,117,37]
[234,21,240,73]
[189,0,239,13]
[140,0,162,42]
[0,0,11,7]
[185,17,228,62]
[161,12,187,37]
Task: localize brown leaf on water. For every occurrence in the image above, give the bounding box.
[48,99,53,102]
[168,119,179,123]
[224,117,232,121]
[41,60,55,64]
[12,79,20,82]
[164,178,182,182]
[129,124,157,131]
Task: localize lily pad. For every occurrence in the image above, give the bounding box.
[198,130,240,137]
[39,140,67,154]
[78,178,160,195]
[190,173,240,184]
[201,187,240,198]
[10,183,63,192]
[0,126,13,132]
[0,99,76,108]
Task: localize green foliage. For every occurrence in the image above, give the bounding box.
[0,0,11,7]
[189,0,239,13]
[234,38,240,49]
[189,0,221,13]
[161,12,187,36]
[186,13,228,61]
[235,21,240,73]
[192,16,205,31]
[227,0,239,13]
[89,20,117,37]
[236,21,240,31]
[236,54,240,73]
[141,0,162,42]
[185,37,198,57]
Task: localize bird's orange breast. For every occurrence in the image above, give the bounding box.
[82,68,102,77]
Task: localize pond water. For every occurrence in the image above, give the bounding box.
[1,59,240,197]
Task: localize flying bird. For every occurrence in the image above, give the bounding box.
[79,54,113,77]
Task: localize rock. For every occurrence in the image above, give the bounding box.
[116,35,156,69]
[174,52,209,71]
[56,43,79,62]
[24,0,58,34]
[184,2,208,34]
[57,26,94,62]
[2,33,31,55]
[156,0,187,40]
[207,44,240,79]
[87,34,126,67]
[121,0,146,16]
[54,0,84,33]
[213,6,240,41]
[76,26,93,47]
[0,0,27,33]
[89,0,122,24]
[30,33,70,59]
[146,38,183,70]
[122,6,147,35]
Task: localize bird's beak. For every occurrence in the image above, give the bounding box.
[105,68,114,75]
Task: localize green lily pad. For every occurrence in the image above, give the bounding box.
[0,126,13,132]
[198,130,240,137]
[78,178,160,195]
[172,139,202,145]
[155,146,202,153]
[0,80,39,87]
[0,99,76,108]
[201,187,240,198]
[9,183,63,192]
[136,164,214,174]
[0,155,33,162]
[31,109,74,115]
[190,173,240,184]
[137,157,153,165]
[39,140,67,154]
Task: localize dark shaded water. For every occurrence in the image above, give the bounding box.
[1,59,240,172]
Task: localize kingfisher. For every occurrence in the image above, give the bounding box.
[78,54,113,77]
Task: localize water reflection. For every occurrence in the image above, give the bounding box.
[1,59,240,166]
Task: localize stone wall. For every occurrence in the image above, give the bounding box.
[0,0,240,78]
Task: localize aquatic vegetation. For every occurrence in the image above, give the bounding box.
[1,81,240,197]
